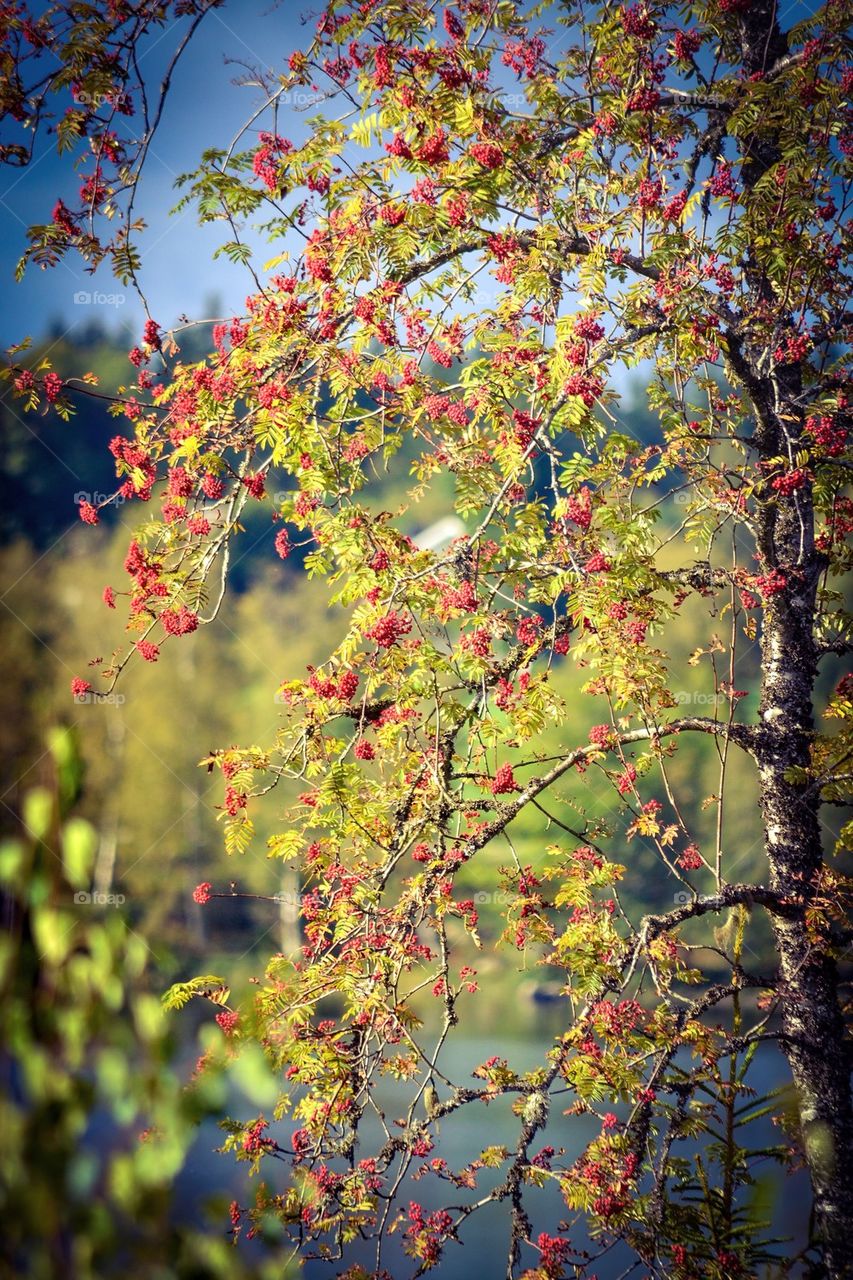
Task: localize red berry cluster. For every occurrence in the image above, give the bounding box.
[366,610,412,648]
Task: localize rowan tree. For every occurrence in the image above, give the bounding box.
[3,1,853,1277]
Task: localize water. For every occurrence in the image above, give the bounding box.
[173,1003,809,1279]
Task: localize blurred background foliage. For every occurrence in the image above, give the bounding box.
[1,321,771,983]
[4,320,842,1276]
[0,723,289,1279]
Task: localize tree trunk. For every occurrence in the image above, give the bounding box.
[728,5,853,1269]
[757,562,853,1279]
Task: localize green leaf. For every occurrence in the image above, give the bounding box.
[162,975,228,1012]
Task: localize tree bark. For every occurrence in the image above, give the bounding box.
[730,7,853,1274]
[757,557,853,1280]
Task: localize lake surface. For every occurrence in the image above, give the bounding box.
[172,1001,809,1279]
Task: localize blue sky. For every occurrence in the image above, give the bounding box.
[0,0,825,351]
[0,3,318,347]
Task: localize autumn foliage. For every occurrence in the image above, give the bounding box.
[3,1,853,1277]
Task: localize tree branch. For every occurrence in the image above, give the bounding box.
[640,882,800,943]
